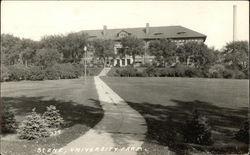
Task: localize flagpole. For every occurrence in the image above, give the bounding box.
[84,46,87,83]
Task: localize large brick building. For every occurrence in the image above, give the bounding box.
[82,23,206,67]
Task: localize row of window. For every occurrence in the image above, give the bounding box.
[173,39,202,43]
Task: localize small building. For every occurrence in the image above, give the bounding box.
[82,23,206,67]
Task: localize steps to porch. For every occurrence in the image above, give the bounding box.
[98,67,111,76]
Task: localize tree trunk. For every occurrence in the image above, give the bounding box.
[132,55,135,67]
[103,57,106,68]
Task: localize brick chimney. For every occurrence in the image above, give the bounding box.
[103,25,107,36]
[146,23,150,35]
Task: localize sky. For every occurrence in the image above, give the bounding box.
[1,1,249,50]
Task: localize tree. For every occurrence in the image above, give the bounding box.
[1,105,17,133]
[222,41,248,75]
[42,105,64,129]
[235,121,249,144]
[183,109,212,145]
[120,36,145,66]
[17,108,50,140]
[177,41,216,70]
[1,34,38,66]
[20,47,36,67]
[19,39,38,66]
[34,48,61,68]
[148,39,177,67]
[40,33,89,63]
[92,39,115,67]
[1,34,22,65]
[39,35,64,51]
[62,32,89,63]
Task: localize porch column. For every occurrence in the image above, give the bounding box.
[119,59,122,67]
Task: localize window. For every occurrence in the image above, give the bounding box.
[154,32,163,35]
[177,31,186,35]
[127,59,131,65]
[122,59,125,65]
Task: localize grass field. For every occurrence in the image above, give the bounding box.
[102,77,249,154]
[1,78,104,155]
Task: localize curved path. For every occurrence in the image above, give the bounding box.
[53,76,147,155]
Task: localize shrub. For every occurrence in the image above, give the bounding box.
[42,105,64,129]
[87,67,103,76]
[174,64,186,77]
[55,63,80,79]
[8,64,30,81]
[221,68,233,79]
[184,67,203,77]
[157,65,202,78]
[17,108,50,140]
[159,68,175,77]
[1,105,17,133]
[118,66,138,77]
[143,66,160,77]
[28,66,45,81]
[208,64,225,78]
[44,67,60,80]
[235,121,249,144]
[233,69,246,79]
[113,69,120,76]
[182,109,212,145]
[72,63,83,77]
[1,64,11,82]
[135,71,147,77]
[221,68,246,79]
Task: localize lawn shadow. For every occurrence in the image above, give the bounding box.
[1,96,104,130]
[126,99,249,154]
[1,96,104,154]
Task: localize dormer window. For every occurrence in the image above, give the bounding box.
[177,31,186,35]
[117,30,130,38]
[154,33,163,35]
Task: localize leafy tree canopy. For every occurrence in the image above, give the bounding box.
[222,41,249,72]
[62,32,89,63]
[149,39,177,66]
[34,48,61,68]
[177,41,216,69]
[120,35,145,64]
[91,39,115,67]
[92,39,115,59]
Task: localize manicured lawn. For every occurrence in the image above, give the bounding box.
[1,78,104,155]
[102,77,249,154]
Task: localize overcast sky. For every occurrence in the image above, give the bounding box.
[1,1,249,50]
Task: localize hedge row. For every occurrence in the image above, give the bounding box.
[1,63,83,81]
[111,64,247,79]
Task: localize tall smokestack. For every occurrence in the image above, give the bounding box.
[146,23,150,35]
[233,5,237,42]
[103,25,107,36]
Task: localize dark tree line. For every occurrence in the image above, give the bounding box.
[1,33,89,81]
[1,33,89,68]
[1,33,248,80]
[148,39,248,78]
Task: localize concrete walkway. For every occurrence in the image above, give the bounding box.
[52,76,147,155]
[98,67,111,76]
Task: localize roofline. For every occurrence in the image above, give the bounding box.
[81,25,184,32]
[81,25,207,42]
[108,36,206,42]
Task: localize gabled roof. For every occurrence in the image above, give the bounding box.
[81,25,206,41]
